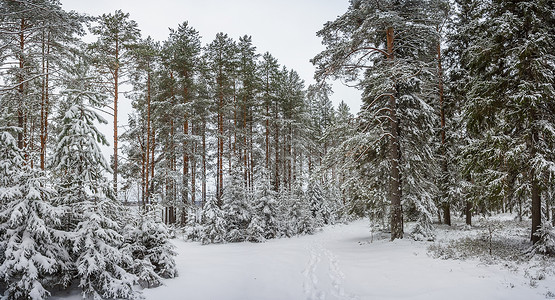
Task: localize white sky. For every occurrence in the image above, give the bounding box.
[60,0,362,113]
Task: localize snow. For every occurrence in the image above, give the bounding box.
[48,219,555,300]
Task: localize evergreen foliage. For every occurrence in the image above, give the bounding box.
[201,197,227,245]
[222,165,251,242]
[0,131,71,300]
[123,207,177,288]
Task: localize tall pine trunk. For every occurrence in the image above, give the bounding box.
[437,40,450,226]
[17,18,26,150]
[387,27,403,240]
[113,38,119,196]
[530,126,541,244]
[145,69,152,207]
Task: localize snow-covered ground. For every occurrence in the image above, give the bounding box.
[52,218,555,300]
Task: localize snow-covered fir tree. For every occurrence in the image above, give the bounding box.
[123,206,177,288]
[201,197,227,244]
[0,130,72,300]
[50,61,143,299]
[287,181,315,236]
[184,206,203,242]
[307,178,326,227]
[248,168,280,240]
[72,199,139,300]
[246,212,266,243]
[460,0,555,243]
[222,165,251,242]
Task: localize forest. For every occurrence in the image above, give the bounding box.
[0,0,554,299]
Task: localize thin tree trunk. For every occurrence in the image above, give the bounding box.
[465,201,472,226]
[17,18,25,150]
[145,69,151,206]
[387,27,403,240]
[202,118,207,205]
[265,93,270,169]
[150,132,155,204]
[217,75,224,206]
[182,82,189,223]
[191,124,196,205]
[40,31,46,170]
[437,39,450,226]
[113,38,119,196]
[249,110,254,191]
[531,174,541,243]
[531,122,541,243]
[274,109,280,192]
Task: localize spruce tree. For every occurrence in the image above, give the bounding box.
[201,197,227,244]
[222,163,251,242]
[251,167,280,239]
[462,0,555,243]
[50,59,141,299]
[0,130,71,300]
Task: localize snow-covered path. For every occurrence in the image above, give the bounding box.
[141,220,552,300]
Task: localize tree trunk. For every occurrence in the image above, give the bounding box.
[217,78,224,206]
[274,108,280,192]
[145,69,152,206]
[437,39,451,226]
[387,27,403,240]
[202,118,207,205]
[182,83,189,223]
[113,38,119,196]
[17,18,26,150]
[465,201,472,226]
[531,175,541,243]
[531,124,541,244]
[191,124,196,205]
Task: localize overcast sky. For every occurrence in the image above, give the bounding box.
[60,0,362,113]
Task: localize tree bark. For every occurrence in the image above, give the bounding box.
[531,124,541,244]
[145,69,151,206]
[217,74,224,206]
[202,118,207,205]
[465,201,472,226]
[182,80,190,222]
[113,38,119,196]
[437,39,450,226]
[17,18,26,150]
[531,174,541,243]
[387,27,403,240]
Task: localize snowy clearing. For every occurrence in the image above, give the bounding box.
[55,218,554,300]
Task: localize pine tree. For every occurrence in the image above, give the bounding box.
[164,22,202,221]
[204,33,238,205]
[313,0,446,240]
[122,36,160,207]
[0,0,85,168]
[89,10,140,196]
